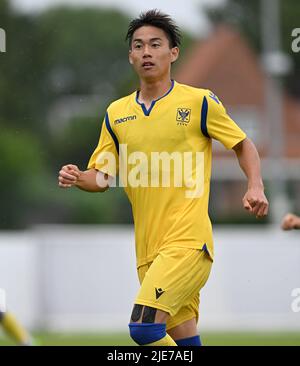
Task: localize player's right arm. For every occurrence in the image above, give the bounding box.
[58,164,109,192]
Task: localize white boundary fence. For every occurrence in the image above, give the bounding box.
[0,225,299,332]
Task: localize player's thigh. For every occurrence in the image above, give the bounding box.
[131,263,169,324]
[134,247,212,317]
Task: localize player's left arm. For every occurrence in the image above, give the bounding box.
[233,138,269,218]
[204,90,269,218]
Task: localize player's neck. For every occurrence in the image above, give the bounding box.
[138,77,172,109]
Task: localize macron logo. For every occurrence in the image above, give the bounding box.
[114,115,137,125]
[155,288,165,299]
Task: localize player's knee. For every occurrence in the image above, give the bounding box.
[128,322,166,345]
[129,305,166,345]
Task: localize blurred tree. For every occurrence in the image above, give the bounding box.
[0,126,48,228]
[205,0,300,97]
[36,7,135,171]
[0,0,49,135]
[0,2,135,228]
[36,7,132,97]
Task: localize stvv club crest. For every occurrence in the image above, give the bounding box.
[176,108,191,125]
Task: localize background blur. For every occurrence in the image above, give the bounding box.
[0,0,299,345]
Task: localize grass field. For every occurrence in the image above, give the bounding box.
[1,331,300,346]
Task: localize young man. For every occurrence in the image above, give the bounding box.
[58,10,269,346]
[281,213,300,230]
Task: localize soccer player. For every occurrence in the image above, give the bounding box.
[0,310,33,346]
[281,213,300,230]
[58,10,269,346]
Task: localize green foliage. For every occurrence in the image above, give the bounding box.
[0,4,137,228]
[36,6,132,97]
[49,116,101,170]
[0,127,48,228]
[0,12,47,133]
[58,187,132,224]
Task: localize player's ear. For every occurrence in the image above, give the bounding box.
[170,47,179,63]
[129,49,133,65]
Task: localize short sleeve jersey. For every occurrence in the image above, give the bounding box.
[88,81,246,268]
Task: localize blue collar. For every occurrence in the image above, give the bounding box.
[136,80,175,116]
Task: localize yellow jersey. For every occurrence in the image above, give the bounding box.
[88,81,246,268]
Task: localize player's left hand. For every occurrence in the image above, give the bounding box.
[242,188,269,218]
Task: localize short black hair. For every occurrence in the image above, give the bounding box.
[125,9,182,48]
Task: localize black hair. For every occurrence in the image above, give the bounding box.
[125,9,182,49]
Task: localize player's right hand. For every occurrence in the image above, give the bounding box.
[58,164,81,188]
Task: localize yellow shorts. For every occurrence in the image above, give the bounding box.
[135,246,212,330]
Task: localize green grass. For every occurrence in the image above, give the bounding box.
[1,331,300,346]
[202,332,300,346]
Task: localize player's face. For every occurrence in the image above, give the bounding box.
[129,26,179,82]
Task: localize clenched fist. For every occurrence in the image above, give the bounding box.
[58,164,81,188]
[242,188,269,218]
